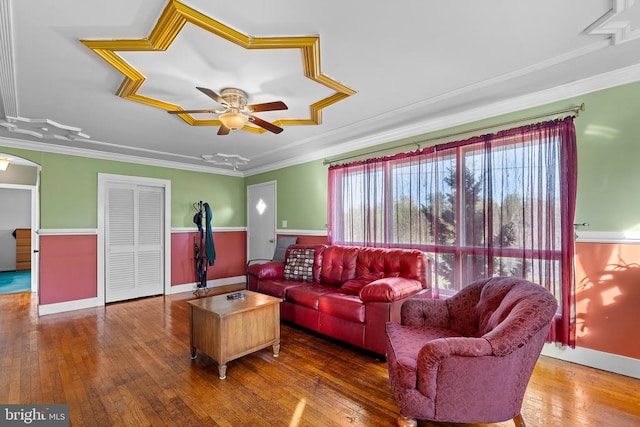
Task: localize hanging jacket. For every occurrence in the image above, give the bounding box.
[204,202,216,266]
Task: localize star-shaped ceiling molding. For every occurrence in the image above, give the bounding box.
[201,153,250,171]
[80,0,356,134]
[0,116,90,141]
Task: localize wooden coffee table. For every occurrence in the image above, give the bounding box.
[188,290,282,379]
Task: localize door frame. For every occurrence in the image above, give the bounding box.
[97,173,171,306]
[0,181,40,294]
[246,181,277,262]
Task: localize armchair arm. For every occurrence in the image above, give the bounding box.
[359,277,422,303]
[418,337,493,367]
[246,261,285,280]
[416,337,493,399]
[400,298,450,328]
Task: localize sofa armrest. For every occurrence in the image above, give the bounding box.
[400,298,450,327]
[359,277,423,303]
[246,261,285,280]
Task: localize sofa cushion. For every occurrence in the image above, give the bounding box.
[287,284,337,309]
[340,271,384,295]
[256,279,305,299]
[318,293,365,323]
[283,248,316,282]
[357,247,429,288]
[320,246,359,285]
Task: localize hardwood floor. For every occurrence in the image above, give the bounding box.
[1,288,639,427]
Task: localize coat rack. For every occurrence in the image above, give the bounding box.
[192,200,216,298]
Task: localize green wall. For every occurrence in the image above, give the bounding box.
[246,80,640,233]
[573,83,640,232]
[0,147,245,229]
[245,160,328,231]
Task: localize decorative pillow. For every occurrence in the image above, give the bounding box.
[340,271,384,295]
[283,248,316,282]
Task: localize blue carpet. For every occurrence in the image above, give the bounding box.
[0,270,31,294]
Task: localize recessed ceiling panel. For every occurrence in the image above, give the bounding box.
[119,23,334,121]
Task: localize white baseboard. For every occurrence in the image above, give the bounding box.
[39,276,246,315]
[168,275,246,295]
[38,296,101,316]
[542,343,640,379]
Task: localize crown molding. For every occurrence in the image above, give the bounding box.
[4,59,640,178]
[246,61,640,175]
[0,134,243,176]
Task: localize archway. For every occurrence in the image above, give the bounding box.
[0,153,41,296]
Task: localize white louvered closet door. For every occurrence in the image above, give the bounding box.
[105,183,164,303]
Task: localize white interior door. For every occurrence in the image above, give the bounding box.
[247,181,276,261]
[105,183,164,303]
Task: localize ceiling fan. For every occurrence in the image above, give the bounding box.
[167,87,288,135]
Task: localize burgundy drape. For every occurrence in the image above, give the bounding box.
[328,117,577,347]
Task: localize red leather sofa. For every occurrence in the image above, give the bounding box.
[246,244,430,355]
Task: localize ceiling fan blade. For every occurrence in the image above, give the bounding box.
[217,125,230,136]
[250,115,283,134]
[167,109,218,114]
[246,101,288,113]
[196,87,226,105]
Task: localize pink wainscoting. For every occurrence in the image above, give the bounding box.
[39,234,98,305]
[574,241,640,359]
[171,230,246,286]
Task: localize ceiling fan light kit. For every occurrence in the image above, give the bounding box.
[168,86,289,135]
[218,111,249,131]
[208,87,250,132]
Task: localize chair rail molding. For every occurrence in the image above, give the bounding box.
[576,230,640,244]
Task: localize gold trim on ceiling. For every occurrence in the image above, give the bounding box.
[80,0,356,133]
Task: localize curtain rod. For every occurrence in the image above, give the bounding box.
[323,103,585,166]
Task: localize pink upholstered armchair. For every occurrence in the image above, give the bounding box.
[385,277,558,427]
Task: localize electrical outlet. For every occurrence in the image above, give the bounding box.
[282,220,288,228]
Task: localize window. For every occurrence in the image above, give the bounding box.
[328,118,577,346]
